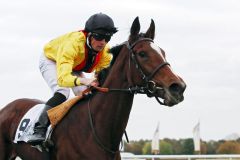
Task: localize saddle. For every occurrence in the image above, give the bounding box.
[47,94,83,127]
[13,86,108,146]
[48,86,108,128]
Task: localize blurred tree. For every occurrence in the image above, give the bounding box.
[124,138,240,155]
[205,140,219,154]
[182,138,194,154]
[160,140,173,154]
[200,141,207,154]
[217,141,240,154]
[142,142,151,154]
[165,138,183,154]
[125,140,147,154]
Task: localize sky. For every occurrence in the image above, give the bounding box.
[0,0,240,141]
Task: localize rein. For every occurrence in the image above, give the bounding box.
[87,38,170,155]
[87,97,118,154]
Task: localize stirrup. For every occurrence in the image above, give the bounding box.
[28,128,47,145]
[33,126,47,133]
[27,136,46,145]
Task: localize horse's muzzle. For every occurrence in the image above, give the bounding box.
[163,82,186,106]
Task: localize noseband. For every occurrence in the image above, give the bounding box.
[126,38,170,103]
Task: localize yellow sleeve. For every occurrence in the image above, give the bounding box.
[94,46,113,73]
[56,40,81,87]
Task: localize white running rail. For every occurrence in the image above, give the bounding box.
[121,154,240,160]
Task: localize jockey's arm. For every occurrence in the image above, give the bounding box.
[56,41,86,87]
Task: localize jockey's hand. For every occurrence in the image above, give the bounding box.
[90,80,99,87]
[79,77,97,86]
[80,79,99,97]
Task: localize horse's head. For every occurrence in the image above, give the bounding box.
[127,17,186,106]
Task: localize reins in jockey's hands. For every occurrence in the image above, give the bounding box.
[80,78,100,96]
[79,77,98,86]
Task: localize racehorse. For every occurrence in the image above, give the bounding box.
[0,17,186,160]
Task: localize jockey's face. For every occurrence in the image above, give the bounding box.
[90,32,111,52]
[90,36,107,52]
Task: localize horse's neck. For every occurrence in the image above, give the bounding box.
[103,46,134,113]
[93,48,134,149]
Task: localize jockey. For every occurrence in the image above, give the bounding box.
[28,13,118,143]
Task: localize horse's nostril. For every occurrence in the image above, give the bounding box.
[169,83,185,95]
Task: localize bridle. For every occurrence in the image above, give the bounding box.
[125,37,170,104]
[102,38,170,105]
[87,38,171,155]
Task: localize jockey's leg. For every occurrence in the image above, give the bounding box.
[28,53,70,143]
[28,92,67,143]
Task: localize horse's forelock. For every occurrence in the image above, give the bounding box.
[128,33,144,45]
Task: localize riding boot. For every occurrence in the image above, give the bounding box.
[28,104,52,143]
[27,92,67,144]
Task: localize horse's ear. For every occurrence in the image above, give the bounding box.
[130,17,140,36]
[145,19,155,40]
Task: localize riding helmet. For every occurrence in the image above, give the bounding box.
[85,13,118,35]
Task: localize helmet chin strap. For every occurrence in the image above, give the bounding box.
[86,33,98,55]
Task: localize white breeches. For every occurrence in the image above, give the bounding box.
[39,53,87,99]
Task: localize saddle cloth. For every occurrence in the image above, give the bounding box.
[13,104,48,143]
[13,95,83,143]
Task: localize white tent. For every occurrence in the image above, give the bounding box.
[193,121,201,152]
[151,122,160,154]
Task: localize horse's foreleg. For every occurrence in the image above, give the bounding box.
[0,134,6,160]
[114,151,121,160]
[0,138,17,160]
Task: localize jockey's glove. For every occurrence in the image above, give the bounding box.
[79,77,97,86]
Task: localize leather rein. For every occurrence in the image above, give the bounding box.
[87,38,170,155]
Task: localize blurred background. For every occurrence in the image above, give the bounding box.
[0,0,240,144]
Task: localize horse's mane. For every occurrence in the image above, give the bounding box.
[109,44,124,66]
[98,44,124,85]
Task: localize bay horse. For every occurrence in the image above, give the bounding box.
[0,17,186,160]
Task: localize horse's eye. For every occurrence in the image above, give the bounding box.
[138,51,147,58]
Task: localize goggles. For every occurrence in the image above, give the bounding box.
[92,32,111,42]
